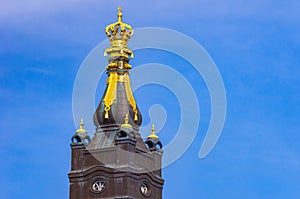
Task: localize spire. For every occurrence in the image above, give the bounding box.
[148,124,159,139]
[76,119,87,133]
[93,7,142,128]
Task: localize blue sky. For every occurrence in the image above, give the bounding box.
[1,0,300,198]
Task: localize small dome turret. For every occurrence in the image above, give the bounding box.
[145,124,162,151]
[71,119,90,145]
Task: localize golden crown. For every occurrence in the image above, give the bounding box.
[105,7,133,43]
[104,7,134,60]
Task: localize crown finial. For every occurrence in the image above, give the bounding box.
[104,7,133,59]
[76,119,87,133]
[121,113,132,128]
[148,124,159,139]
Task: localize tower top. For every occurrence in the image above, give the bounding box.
[69,8,164,197]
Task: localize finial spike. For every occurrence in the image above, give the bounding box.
[80,119,84,128]
[152,124,155,135]
[118,6,122,22]
[124,113,129,124]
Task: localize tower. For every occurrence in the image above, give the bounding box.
[68,7,164,199]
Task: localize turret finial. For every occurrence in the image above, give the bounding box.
[121,113,132,128]
[76,119,87,133]
[148,124,159,139]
